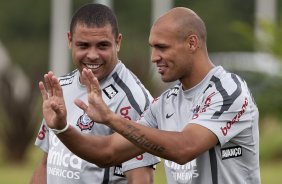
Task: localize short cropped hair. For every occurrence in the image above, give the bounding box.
[70,3,119,38]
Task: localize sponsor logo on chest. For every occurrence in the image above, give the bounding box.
[165,159,199,182]
[48,135,82,180]
[192,92,216,120]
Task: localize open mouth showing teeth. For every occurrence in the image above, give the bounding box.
[85,64,102,69]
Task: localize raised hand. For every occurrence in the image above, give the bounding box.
[39,71,67,130]
[74,68,114,125]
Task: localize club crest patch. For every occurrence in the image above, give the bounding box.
[103,84,118,99]
[76,113,95,131]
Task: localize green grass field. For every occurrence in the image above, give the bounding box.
[0,146,282,183]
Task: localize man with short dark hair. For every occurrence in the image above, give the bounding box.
[30,3,159,184]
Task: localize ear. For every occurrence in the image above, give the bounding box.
[187,34,199,51]
[67,32,72,49]
[116,33,122,52]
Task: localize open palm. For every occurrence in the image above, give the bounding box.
[74,69,113,125]
[39,72,67,130]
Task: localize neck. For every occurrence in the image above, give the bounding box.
[181,58,214,90]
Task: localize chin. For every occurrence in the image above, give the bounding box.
[162,75,178,83]
[161,78,172,83]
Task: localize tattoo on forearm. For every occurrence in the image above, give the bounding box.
[121,124,165,153]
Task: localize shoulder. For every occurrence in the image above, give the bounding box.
[105,64,152,113]
[204,69,255,118]
[109,63,152,99]
[208,67,249,97]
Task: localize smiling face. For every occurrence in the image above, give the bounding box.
[149,7,208,88]
[149,20,193,83]
[68,23,121,82]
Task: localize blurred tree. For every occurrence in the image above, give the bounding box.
[115,0,154,94]
[227,1,282,121]
[0,69,41,163]
[175,0,255,52]
[268,23,282,58]
[234,71,282,120]
[0,0,50,76]
[0,0,50,163]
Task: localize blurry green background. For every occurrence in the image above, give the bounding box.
[1,0,282,183]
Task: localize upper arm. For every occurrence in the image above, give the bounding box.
[178,123,218,163]
[124,166,154,184]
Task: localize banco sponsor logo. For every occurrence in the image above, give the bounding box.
[221,146,242,160]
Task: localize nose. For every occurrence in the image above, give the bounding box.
[150,48,161,63]
[86,47,99,60]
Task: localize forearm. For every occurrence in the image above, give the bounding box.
[57,125,142,167]
[107,114,193,164]
[56,125,115,166]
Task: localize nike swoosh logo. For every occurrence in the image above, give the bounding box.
[166,113,174,119]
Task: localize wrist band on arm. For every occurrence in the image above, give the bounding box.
[51,122,70,135]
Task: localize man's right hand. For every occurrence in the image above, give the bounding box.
[39,71,67,130]
[74,68,115,126]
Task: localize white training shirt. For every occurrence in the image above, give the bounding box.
[35,62,160,184]
[139,66,260,184]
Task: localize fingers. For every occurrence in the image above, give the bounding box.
[91,72,100,94]
[39,81,48,101]
[74,99,89,112]
[82,68,101,95]
[50,101,63,116]
[44,73,53,97]
[51,75,64,98]
[47,71,58,96]
[42,71,63,98]
[81,69,92,94]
